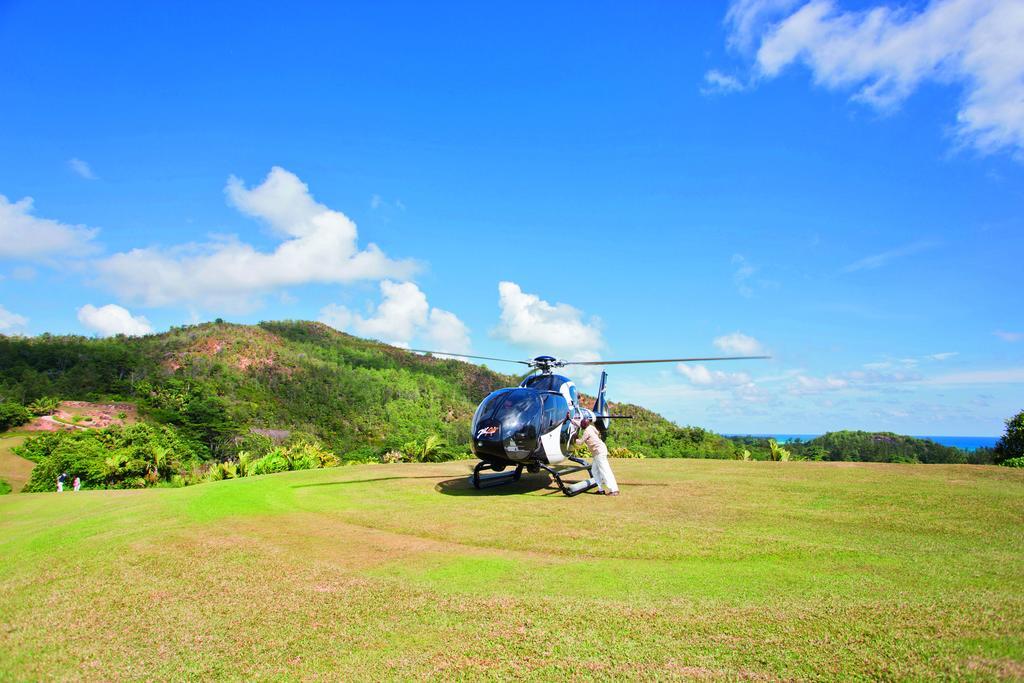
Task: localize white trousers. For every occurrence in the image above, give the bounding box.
[591,451,619,493]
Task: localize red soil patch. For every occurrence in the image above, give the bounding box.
[162,328,289,374]
[23,401,138,432]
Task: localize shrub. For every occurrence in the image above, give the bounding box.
[0,401,31,431]
[0,478,11,495]
[28,396,60,416]
[1001,456,1024,468]
[609,447,644,459]
[768,439,792,462]
[399,434,447,463]
[380,450,405,464]
[249,450,290,476]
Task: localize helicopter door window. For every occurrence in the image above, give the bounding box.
[540,395,566,434]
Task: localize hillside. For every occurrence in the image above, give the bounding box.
[0,321,730,463]
[1,459,1021,679]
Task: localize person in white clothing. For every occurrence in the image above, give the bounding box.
[577,417,619,496]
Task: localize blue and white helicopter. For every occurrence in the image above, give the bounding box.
[411,351,767,496]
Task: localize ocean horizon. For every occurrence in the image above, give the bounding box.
[725,433,1000,451]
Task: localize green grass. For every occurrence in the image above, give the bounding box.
[1,459,1021,680]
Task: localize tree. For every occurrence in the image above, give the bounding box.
[994,410,1024,465]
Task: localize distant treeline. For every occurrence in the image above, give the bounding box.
[727,431,997,465]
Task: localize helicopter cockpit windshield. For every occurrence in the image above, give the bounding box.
[499,389,541,460]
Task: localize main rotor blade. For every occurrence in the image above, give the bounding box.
[407,349,533,366]
[567,355,771,366]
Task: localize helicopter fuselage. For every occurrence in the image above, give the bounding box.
[470,373,596,467]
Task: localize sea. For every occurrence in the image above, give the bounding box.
[725,434,999,451]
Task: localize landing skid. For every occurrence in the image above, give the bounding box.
[540,456,599,497]
[471,457,598,497]
[471,461,524,489]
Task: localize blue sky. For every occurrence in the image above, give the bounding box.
[1,0,1022,436]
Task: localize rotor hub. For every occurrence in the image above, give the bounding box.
[529,355,565,373]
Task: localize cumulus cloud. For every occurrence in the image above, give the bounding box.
[0,304,28,332]
[425,308,471,353]
[68,158,97,180]
[0,195,99,259]
[677,363,753,387]
[492,281,603,360]
[714,332,765,355]
[97,167,417,310]
[77,303,153,337]
[319,280,470,352]
[723,0,1024,157]
[994,330,1023,342]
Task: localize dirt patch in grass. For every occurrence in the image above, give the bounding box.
[0,435,33,492]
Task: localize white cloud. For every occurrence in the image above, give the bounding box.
[677,363,753,387]
[726,0,803,50]
[492,281,603,360]
[0,304,28,332]
[841,241,937,273]
[0,195,99,259]
[723,0,1024,157]
[714,331,765,355]
[926,367,1024,384]
[77,304,153,337]
[319,303,353,331]
[926,351,958,361]
[790,373,849,393]
[994,330,1023,342]
[319,280,470,352]
[701,69,746,95]
[97,167,417,310]
[425,308,471,354]
[68,158,97,180]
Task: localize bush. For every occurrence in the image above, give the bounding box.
[27,396,60,416]
[0,401,31,431]
[380,450,405,464]
[248,450,290,476]
[0,478,11,495]
[1001,456,1024,468]
[609,447,644,459]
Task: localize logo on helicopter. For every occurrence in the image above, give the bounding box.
[476,426,499,437]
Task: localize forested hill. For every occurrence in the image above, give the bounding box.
[0,320,725,459]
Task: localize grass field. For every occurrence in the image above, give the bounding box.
[1,459,1021,680]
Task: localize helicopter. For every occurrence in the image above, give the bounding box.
[410,350,769,496]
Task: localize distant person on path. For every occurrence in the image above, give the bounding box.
[577,417,619,496]
[56,472,67,493]
[73,476,81,492]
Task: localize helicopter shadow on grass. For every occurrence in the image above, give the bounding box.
[435,471,586,496]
